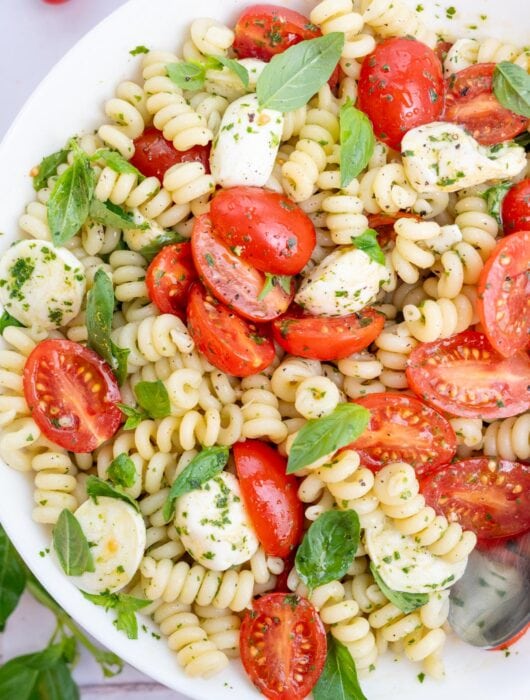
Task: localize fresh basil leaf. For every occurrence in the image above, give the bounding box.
[257,33,344,112]
[130,45,149,56]
[86,476,139,512]
[139,229,187,261]
[86,269,129,385]
[52,510,95,577]
[314,635,367,700]
[295,510,360,590]
[92,149,144,179]
[514,131,530,150]
[212,55,249,88]
[166,61,206,91]
[493,61,530,117]
[106,453,137,488]
[482,182,512,224]
[0,310,24,335]
[117,402,148,430]
[351,229,385,265]
[33,149,69,192]
[35,659,79,700]
[134,380,171,419]
[82,591,150,640]
[163,446,229,521]
[0,658,40,699]
[287,403,370,474]
[339,101,375,187]
[89,198,147,230]
[47,149,95,245]
[370,563,428,614]
[258,273,292,300]
[0,525,26,631]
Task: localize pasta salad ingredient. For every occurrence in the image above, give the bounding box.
[145,242,197,317]
[501,178,530,234]
[131,127,211,180]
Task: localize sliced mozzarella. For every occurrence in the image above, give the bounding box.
[210,94,283,188]
[295,246,389,317]
[402,122,526,193]
[0,239,85,330]
[175,471,259,572]
[70,497,146,594]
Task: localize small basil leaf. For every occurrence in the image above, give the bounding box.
[314,635,367,700]
[91,149,144,179]
[89,198,148,230]
[482,182,512,224]
[33,149,69,192]
[134,380,171,419]
[106,453,137,488]
[258,273,292,300]
[35,660,79,700]
[82,591,150,640]
[340,101,375,187]
[163,446,229,521]
[86,476,139,512]
[139,230,187,261]
[166,61,206,91]
[295,510,360,591]
[351,229,385,265]
[212,55,250,88]
[493,61,530,117]
[514,131,530,150]
[0,311,24,335]
[287,403,370,474]
[117,402,148,430]
[370,563,428,614]
[130,45,149,56]
[0,658,39,699]
[52,510,95,577]
[257,33,344,112]
[0,524,26,631]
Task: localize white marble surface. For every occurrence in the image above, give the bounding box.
[0,1,186,697]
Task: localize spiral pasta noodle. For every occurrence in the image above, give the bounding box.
[97,81,148,158]
[483,414,530,461]
[402,295,475,343]
[361,0,436,47]
[31,451,79,525]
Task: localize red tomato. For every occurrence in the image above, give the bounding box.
[349,393,456,476]
[240,593,327,700]
[192,214,294,322]
[272,304,384,361]
[131,127,210,180]
[210,187,316,275]
[358,37,444,151]
[443,64,528,145]
[502,179,530,235]
[186,283,275,377]
[367,212,419,247]
[233,440,303,558]
[406,331,530,420]
[23,340,121,453]
[477,230,530,357]
[420,458,530,540]
[145,243,197,318]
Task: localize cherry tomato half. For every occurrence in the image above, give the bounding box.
[477,230,530,357]
[233,440,304,558]
[420,458,530,540]
[23,339,122,452]
[443,64,528,145]
[131,127,210,180]
[240,593,327,700]
[358,37,444,151]
[186,283,275,377]
[502,179,530,235]
[210,187,316,275]
[145,242,197,318]
[349,393,456,476]
[406,331,530,420]
[272,304,384,361]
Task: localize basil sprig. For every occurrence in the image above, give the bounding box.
[86,476,139,512]
[0,525,26,631]
[314,635,367,700]
[482,182,512,224]
[52,510,95,577]
[117,403,149,430]
[91,149,144,178]
[167,55,249,91]
[82,591,150,640]
[33,148,69,191]
[0,310,23,335]
[351,229,385,265]
[295,510,360,591]
[287,403,370,473]
[106,453,137,488]
[134,380,171,419]
[257,33,344,112]
[493,61,530,118]
[89,198,148,230]
[370,564,428,614]
[339,101,375,187]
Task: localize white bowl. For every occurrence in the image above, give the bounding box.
[1,0,529,698]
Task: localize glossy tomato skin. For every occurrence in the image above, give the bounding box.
[349,393,456,476]
[131,127,210,180]
[420,458,530,540]
[406,331,530,420]
[443,64,528,145]
[23,340,122,452]
[358,37,444,151]
[240,593,327,700]
[210,187,316,275]
[192,214,294,322]
[272,304,384,360]
[502,179,530,235]
[233,440,303,558]
[145,242,197,318]
[477,230,530,357]
[186,283,275,377]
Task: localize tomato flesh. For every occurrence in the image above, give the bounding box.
[502,179,530,235]
[240,593,327,700]
[349,393,456,476]
[131,127,210,180]
[420,458,530,540]
[477,230,530,357]
[145,242,197,318]
[210,187,316,275]
[233,440,303,558]
[23,339,122,452]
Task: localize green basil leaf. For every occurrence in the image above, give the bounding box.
[482,182,512,224]
[257,33,344,112]
[212,55,249,88]
[34,660,79,700]
[287,403,371,474]
[106,453,137,488]
[493,61,530,118]
[314,635,367,700]
[0,310,24,335]
[117,402,148,430]
[370,563,428,614]
[91,149,144,179]
[86,269,129,385]
[258,273,292,300]
[82,591,150,640]
[0,658,39,700]
[33,149,69,192]
[166,61,206,91]
[514,131,530,150]
[351,229,385,265]
[52,510,95,577]
[0,524,26,631]
[134,380,171,419]
[130,45,149,56]
[86,476,139,512]
[295,510,360,591]
[163,446,229,521]
[89,198,147,230]
[139,229,187,261]
[339,101,375,187]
